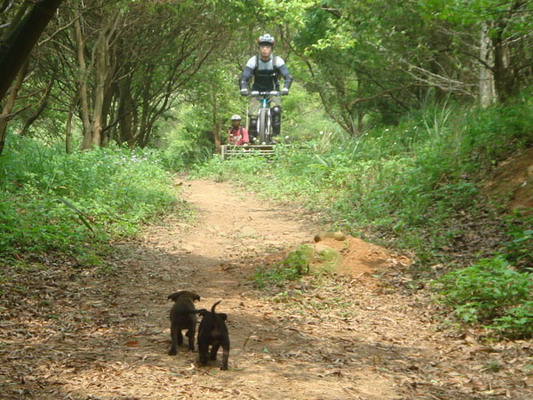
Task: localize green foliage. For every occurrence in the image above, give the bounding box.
[422,0,533,36]
[288,0,442,133]
[192,154,271,183]
[278,83,336,141]
[501,213,533,272]
[457,101,533,170]
[159,106,215,171]
[196,95,532,260]
[253,245,313,288]
[0,137,179,266]
[314,246,342,273]
[435,257,532,338]
[194,93,532,340]
[490,301,533,339]
[282,245,312,276]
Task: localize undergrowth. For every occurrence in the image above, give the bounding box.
[435,256,532,339]
[194,97,533,339]
[253,245,313,288]
[0,137,181,270]
[195,100,532,257]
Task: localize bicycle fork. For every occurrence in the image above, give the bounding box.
[257,98,271,144]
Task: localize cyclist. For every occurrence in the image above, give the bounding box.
[239,33,293,141]
[227,114,249,145]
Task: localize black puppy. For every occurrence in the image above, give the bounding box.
[167,290,201,355]
[197,300,230,370]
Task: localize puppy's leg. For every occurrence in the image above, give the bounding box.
[209,343,220,360]
[198,340,209,365]
[177,329,184,346]
[186,325,195,351]
[169,324,178,355]
[220,342,230,370]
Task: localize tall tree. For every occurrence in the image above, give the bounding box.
[1,0,248,150]
[277,0,439,134]
[421,0,533,103]
[0,0,63,103]
[59,0,233,149]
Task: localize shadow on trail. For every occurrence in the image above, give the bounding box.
[0,237,506,400]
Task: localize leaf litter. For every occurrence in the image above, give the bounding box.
[0,179,531,400]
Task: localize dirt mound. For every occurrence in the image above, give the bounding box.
[484,147,533,214]
[312,234,412,277]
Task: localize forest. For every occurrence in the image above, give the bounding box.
[0,1,532,399]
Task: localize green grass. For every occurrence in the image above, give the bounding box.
[194,98,532,258]
[193,96,533,339]
[0,136,182,268]
[253,245,313,288]
[435,256,532,339]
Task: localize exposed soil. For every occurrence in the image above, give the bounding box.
[0,179,531,400]
[484,147,533,214]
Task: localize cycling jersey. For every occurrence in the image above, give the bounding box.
[227,126,249,145]
[240,55,293,92]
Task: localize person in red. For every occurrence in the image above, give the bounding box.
[227,114,249,145]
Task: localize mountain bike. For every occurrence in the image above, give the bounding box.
[249,90,281,145]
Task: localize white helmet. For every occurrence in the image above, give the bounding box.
[258,34,275,46]
[231,114,241,121]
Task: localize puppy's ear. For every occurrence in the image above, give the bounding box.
[168,290,200,302]
[197,309,208,316]
[219,313,228,321]
[167,293,179,301]
[182,291,200,301]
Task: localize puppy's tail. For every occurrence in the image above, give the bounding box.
[211,300,222,313]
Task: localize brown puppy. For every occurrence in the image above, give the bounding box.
[197,300,230,370]
[167,291,201,355]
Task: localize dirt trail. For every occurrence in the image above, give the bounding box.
[1,180,531,400]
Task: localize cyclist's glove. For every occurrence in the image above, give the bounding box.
[281,88,289,96]
[240,88,249,96]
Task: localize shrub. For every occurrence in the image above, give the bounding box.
[489,301,532,339]
[253,245,313,288]
[502,213,533,271]
[435,256,532,338]
[0,137,179,266]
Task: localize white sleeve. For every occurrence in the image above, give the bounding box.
[274,56,285,67]
[245,56,257,69]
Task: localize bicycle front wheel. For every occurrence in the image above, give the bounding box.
[258,108,270,144]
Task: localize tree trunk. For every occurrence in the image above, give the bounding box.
[0,62,27,156]
[212,92,221,152]
[342,104,358,137]
[137,65,154,147]
[100,81,116,147]
[74,7,121,149]
[20,74,55,135]
[492,33,513,103]
[118,76,135,145]
[492,38,509,103]
[479,23,496,107]
[357,110,364,134]
[0,0,64,102]
[90,11,121,147]
[65,99,75,154]
[90,32,107,147]
[74,17,93,150]
[2,1,32,37]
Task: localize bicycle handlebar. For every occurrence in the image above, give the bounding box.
[248,90,288,96]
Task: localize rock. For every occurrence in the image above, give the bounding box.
[333,231,346,241]
[314,231,346,242]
